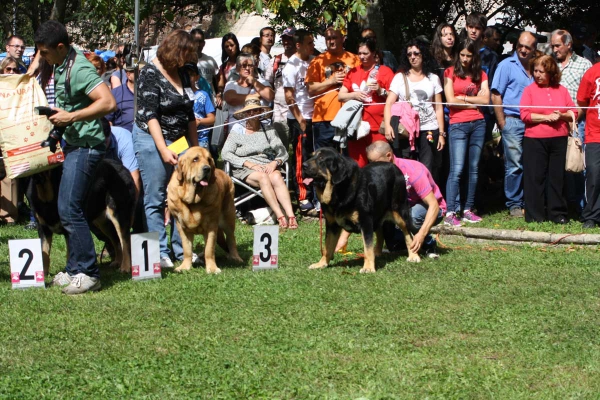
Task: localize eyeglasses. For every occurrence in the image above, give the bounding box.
[4,67,17,73]
[240,63,255,69]
[8,44,26,50]
[407,51,421,57]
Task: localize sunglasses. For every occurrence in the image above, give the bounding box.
[4,67,17,73]
[241,63,255,69]
[407,51,421,57]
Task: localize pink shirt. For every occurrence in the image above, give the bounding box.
[393,156,447,213]
[520,83,577,139]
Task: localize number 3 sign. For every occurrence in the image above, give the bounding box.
[252,225,279,271]
[130,232,162,281]
[9,239,45,289]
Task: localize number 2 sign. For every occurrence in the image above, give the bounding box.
[252,225,279,271]
[9,239,45,289]
[130,232,161,281]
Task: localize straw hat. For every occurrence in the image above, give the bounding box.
[232,94,272,120]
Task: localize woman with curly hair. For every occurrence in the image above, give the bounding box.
[386,38,445,183]
[443,39,489,226]
[133,29,199,268]
[520,55,577,223]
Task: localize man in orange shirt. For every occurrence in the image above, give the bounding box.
[306,26,360,149]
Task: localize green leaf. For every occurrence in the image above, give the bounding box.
[323,10,331,22]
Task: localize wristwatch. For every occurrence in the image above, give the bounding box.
[379,88,388,97]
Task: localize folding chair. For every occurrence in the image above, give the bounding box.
[224,161,289,208]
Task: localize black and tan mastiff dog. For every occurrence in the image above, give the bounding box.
[167,147,243,274]
[302,147,420,273]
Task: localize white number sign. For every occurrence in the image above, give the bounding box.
[130,232,161,281]
[9,239,45,289]
[252,225,279,271]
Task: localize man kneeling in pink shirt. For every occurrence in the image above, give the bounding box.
[366,141,447,258]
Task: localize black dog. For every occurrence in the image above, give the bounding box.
[302,147,420,273]
[26,159,136,275]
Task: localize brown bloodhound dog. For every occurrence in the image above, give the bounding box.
[167,147,243,273]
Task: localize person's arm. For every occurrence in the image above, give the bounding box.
[49,82,116,127]
[110,74,122,88]
[284,87,306,132]
[221,130,250,169]
[462,80,489,105]
[26,51,41,77]
[409,191,440,253]
[443,76,472,110]
[223,83,247,106]
[383,90,399,141]
[433,92,445,150]
[307,72,345,96]
[491,89,506,130]
[251,76,274,102]
[196,112,215,127]
[338,85,367,103]
[131,170,141,201]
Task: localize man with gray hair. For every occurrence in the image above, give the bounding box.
[551,29,592,214]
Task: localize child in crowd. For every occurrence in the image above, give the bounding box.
[189,69,216,150]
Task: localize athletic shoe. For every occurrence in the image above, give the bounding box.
[299,200,314,212]
[160,256,174,268]
[52,271,72,287]
[462,210,482,223]
[422,238,440,259]
[62,273,101,295]
[191,253,201,265]
[24,221,38,230]
[509,208,524,218]
[443,213,461,227]
[582,220,597,229]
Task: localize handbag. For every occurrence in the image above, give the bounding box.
[379,72,411,139]
[565,110,584,173]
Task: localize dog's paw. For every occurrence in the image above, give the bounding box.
[406,254,421,263]
[359,267,376,274]
[308,262,327,270]
[119,267,130,274]
[174,262,192,273]
[229,254,244,264]
[206,267,222,274]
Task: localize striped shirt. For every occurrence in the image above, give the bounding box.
[559,53,592,103]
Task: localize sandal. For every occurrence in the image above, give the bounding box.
[277,216,288,229]
[288,216,298,230]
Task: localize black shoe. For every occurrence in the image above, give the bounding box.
[582,220,597,229]
[554,217,569,225]
[24,221,38,230]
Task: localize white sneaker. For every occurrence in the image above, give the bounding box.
[52,271,73,287]
[62,273,101,295]
[160,256,174,268]
[191,253,202,265]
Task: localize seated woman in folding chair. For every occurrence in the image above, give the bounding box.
[221,94,298,229]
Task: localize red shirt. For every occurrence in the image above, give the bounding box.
[342,65,395,131]
[444,67,487,124]
[520,83,577,139]
[576,63,600,143]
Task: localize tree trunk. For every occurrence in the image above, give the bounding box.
[49,0,68,23]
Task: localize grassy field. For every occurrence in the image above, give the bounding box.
[0,218,599,398]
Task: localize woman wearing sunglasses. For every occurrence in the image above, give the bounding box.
[0,57,19,74]
[223,52,274,131]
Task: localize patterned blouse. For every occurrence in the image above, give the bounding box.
[135,63,194,141]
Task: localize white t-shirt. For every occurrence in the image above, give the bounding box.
[390,72,442,130]
[265,53,292,123]
[224,79,272,128]
[282,54,314,120]
[197,53,218,95]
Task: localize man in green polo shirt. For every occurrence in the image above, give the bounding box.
[34,20,116,295]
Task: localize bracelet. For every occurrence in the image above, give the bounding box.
[463,96,467,103]
[276,159,282,166]
[440,132,447,138]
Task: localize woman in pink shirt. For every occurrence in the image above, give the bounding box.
[520,55,577,223]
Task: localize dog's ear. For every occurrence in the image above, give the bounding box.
[331,156,356,186]
[176,156,187,183]
[208,153,216,184]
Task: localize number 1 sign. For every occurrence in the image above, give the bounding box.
[252,225,279,271]
[9,239,45,289]
[130,232,161,281]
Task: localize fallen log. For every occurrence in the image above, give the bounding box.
[430,225,600,245]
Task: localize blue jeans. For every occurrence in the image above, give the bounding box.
[384,203,443,250]
[59,145,105,278]
[312,121,336,150]
[133,125,183,260]
[501,117,525,210]
[446,119,486,213]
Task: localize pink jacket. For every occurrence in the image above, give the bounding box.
[391,102,420,150]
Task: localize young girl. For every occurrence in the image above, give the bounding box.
[443,39,489,226]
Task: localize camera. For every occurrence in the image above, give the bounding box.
[35,106,65,153]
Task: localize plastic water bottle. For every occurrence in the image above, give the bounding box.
[365,64,379,103]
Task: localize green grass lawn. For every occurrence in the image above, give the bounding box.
[0,220,599,398]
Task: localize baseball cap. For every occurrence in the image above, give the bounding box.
[281,27,296,38]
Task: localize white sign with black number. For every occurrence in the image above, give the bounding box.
[131,232,162,281]
[9,239,45,289]
[252,225,279,271]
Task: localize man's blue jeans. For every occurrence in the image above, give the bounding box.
[133,125,183,260]
[384,203,443,250]
[501,117,525,210]
[312,121,336,150]
[59,145,105,278]
[446,119,486,213]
